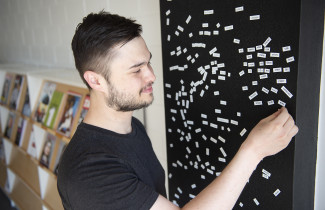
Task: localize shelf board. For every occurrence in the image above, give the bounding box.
[43,173,64,210]
[0,160,7,188]
[9,144,41,195]
[10,174,43,210]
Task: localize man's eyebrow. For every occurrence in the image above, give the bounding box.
[129,53,152,69]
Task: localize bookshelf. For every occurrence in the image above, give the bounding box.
[0,64,145,210]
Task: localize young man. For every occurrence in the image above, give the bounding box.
[57,11,298,210]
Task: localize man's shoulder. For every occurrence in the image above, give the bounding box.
[131,116,143,126]
[132,117,147,133]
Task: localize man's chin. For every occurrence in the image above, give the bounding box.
[140,93,154,103]
[116,98,154,112]
[142,97,154,109]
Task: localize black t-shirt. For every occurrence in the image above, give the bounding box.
[57,117,166,210]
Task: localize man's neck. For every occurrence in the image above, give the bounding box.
[83,93,133,134]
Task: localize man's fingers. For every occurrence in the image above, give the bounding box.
[282,114,299,139]
[272,107,290,125]
[263,108,282,121]
[288,124,299,137]
[283,115,294,129]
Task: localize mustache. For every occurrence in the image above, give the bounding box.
[140,82,154,94]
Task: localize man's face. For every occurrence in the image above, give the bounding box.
[104,36,156,112]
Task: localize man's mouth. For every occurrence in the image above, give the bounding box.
[141,83,154,94]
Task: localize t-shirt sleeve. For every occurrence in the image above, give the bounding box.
[66,153,159,210]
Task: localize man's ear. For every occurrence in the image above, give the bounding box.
[83,71,107,92]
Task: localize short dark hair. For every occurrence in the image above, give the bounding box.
[71,11,142,89]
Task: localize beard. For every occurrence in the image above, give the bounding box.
[105,82,154,112]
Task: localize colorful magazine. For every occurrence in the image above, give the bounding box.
[27,129,37,159]
[0,138,4,161]
[57,91,81,137]
[9,75,24,110]
[4,112,16,139]
[78,94,90,124]
[0,74,13,105]
[22,88,31,117]
[39,133,56,169]
[53,140,67,175]
[43,90,64,129]
[15,117,28,147]
[34,82,57,123]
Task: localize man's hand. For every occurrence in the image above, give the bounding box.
[242,107,299,161]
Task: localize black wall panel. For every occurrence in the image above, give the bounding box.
[159,0,322,209]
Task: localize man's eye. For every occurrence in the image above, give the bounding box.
[135,69,141,73]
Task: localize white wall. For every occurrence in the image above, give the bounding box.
[314,23,325,210]
[0,0,167,188]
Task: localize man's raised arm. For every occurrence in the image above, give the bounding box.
[151,107,299,210]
